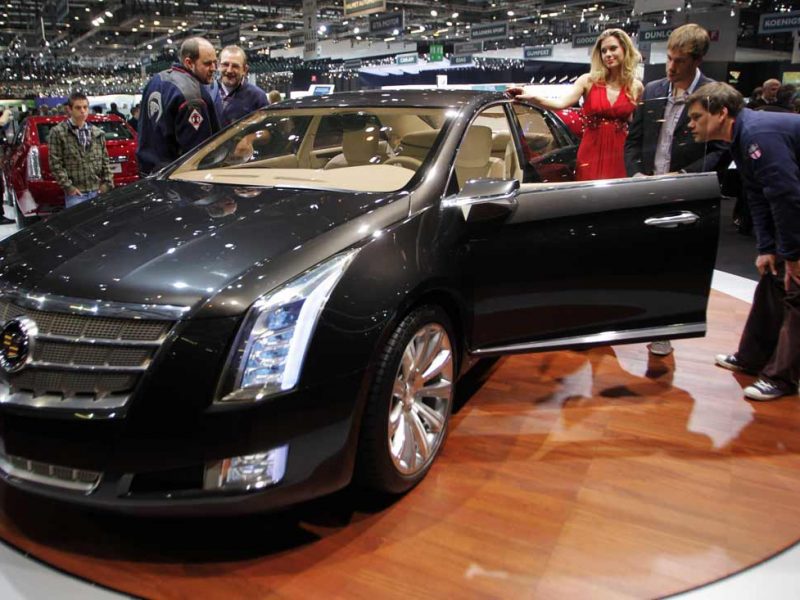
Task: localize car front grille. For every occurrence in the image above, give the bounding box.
[0,450,102,493]
[0,295,181,416]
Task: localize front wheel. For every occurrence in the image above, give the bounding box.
[357,305,456,494]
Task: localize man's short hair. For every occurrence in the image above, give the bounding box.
[687,82,745,117]
[268,90,282,104]
[180,37,211,62]
[763,78,781,88]
[777,84,797,106]
[68,92,88,107]
[220,45,247,66]
[667,23,710,60]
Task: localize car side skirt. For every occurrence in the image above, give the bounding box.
[470,322,704,356]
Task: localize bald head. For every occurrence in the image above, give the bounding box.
[180,37,217,84]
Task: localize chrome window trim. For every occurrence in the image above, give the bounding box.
[0,289,190,321]
[0,452,102,494]
[471,323,705,356]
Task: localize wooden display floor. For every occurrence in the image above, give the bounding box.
[1,289,799,599]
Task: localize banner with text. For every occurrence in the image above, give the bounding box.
[470,22,508,41]
[524,46,553,59]
[344,0,386,18]
[302,0,318,59]
[370,12,403,35]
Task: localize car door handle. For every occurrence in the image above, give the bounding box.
[644,211,700,228]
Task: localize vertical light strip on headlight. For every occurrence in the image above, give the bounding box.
[221,249,359,402]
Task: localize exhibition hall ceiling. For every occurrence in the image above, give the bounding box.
[0,0,791,62]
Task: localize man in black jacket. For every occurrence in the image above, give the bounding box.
[624,24,727,178]
[624,23,729,357]
[687,82,800,402]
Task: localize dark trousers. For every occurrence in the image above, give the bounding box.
[737,270,800,392]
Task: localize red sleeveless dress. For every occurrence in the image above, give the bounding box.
[576,83,636,181]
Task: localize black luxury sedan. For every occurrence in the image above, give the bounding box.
[0,90,720,514]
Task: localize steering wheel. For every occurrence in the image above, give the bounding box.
[384,156,422,170]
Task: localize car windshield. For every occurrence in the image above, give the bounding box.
[36,121,133,143]
[169,106,455,193]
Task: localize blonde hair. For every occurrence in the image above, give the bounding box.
[589,29,641,99]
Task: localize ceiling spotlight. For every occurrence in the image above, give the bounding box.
[392,28,399,35]
[730,7,735,16]
[276,23,284,29]
[354,26,360,33]
[431,9,437,16]
[451,12,459,18]
[147,44,152,49]
[167,38,172,43]
[507,10,514,16]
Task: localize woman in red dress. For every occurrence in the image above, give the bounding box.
[508,29,643,181]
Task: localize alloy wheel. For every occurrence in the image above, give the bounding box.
[387,322,454,476]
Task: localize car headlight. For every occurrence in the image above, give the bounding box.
[217,249,359,403]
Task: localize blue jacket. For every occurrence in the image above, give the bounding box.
[210,80,268,127]
[732,109,800,261]
[136,65,221,175]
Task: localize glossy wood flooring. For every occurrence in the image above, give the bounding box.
[1,289,800,599]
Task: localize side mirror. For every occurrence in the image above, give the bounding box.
[442,178,519,222]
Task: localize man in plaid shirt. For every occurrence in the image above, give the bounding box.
[48,91,113,208]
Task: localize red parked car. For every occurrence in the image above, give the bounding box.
[1,114,139,226]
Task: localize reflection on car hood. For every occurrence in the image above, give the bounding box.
[0,179,397,311]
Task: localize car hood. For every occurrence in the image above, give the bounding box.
[0,179,405,314]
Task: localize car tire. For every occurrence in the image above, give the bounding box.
[356,305,456,494]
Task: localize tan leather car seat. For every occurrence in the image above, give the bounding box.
[455,125,505,188]
[324,129,381,169]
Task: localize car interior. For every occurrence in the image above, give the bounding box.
[169,103,576,192]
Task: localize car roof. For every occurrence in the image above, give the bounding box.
[280,89,506,111]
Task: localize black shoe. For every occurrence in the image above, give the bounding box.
[744,379,789,402]
[0,215,14,225]
[715,353,757,375]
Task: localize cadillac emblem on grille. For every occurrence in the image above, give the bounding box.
[0,317,37,374]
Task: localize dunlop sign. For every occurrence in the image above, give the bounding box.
[572,33,597,48]
[470,22,508,41]
[639,26,675,42]
[524,46,553,59]
[343,0,386,17]
[759,11,800,34]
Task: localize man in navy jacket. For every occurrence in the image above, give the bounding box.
[210,45,268,128]
[687,81,800,402]
[136,37,220,175]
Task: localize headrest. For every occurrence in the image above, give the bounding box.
[457,126,493,168]
[401,129,439,149]
[343,129,380,164]
[492,132,511,153]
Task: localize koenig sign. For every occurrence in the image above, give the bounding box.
[759,11,800,34]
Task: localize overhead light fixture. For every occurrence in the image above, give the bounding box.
[451,12,459,18]
[507,10,514,16]
[431,9,437,16]
[276,23,284,29]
